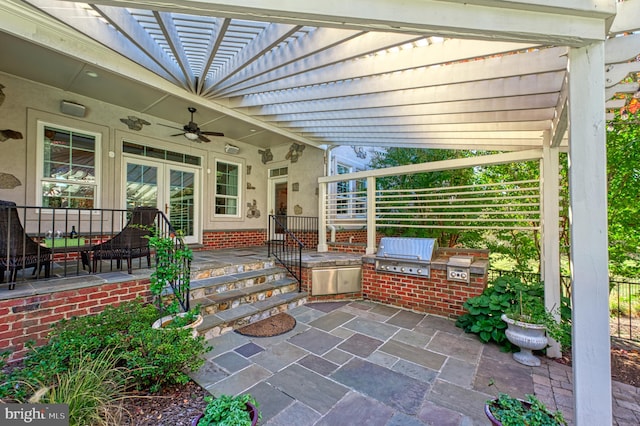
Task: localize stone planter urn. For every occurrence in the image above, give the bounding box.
[152,312,203,338]
[501,313,548,367]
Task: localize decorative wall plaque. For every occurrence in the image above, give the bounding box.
[258,148,273,164]
[0,173,21,189]
[285,143,306,163]
[246,199,261,218]
[120,116,151,131]
[294,205,303,215]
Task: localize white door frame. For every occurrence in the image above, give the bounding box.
[123,155,201,244]
[268,174,288,240]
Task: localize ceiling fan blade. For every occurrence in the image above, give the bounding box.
[170,132,185,137]
[198,134,211,143]
[201,131,225,137]
[158,123,184,131]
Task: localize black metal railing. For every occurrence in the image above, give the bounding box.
[489,269,640,342]
[609,277,640,342]
[0,203,176,288]
[267,215,303,291]
[153,211,191,312]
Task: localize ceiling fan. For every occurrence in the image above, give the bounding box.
[160,107,224,143]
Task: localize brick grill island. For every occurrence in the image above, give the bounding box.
[362,247,489,319]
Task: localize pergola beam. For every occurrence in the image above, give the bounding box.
[75,0,614,46]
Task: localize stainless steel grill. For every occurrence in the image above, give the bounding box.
[375,237,438,277]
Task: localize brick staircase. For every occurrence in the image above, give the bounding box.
[188,257,307,340]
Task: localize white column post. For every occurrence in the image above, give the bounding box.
[541,145,561,358]
[366,176,376,254]
[318,181,328,252]
[568,43,611,425]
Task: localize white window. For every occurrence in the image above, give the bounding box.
[214,160,241,217]
[38,123,100,208]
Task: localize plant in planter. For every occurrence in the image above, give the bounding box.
[485,392,567,426]
[456,275,571,358]
[502,288,571,366]
[145,227,202,334]
[192,394,260,426]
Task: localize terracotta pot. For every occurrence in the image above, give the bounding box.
[151,312,203,338]
[191,402,258,426]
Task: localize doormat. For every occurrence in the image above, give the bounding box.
[235,312,296,337]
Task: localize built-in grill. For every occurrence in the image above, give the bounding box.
[375,237,438,277]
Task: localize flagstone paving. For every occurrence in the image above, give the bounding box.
[194,300,640,425]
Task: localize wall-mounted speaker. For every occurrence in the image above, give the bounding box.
[225,144,240,154]
[60,100,86,117]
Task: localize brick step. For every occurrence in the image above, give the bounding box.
[196,291,307,340]
[192,276,299,315]
[189,267,288,300]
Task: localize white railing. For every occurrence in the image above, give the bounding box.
[318,150,545,253]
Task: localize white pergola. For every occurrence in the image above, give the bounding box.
[1,1,640,424]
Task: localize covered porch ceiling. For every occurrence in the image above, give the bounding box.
[0,0,637,151]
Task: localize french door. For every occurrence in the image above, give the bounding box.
[268,175,288,240]
[124,157,200,243]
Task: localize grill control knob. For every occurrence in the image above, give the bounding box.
[401,267,405,272]
[417,269,422,274]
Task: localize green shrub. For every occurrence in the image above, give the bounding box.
[0,298,209,400]
[455,276,571,351]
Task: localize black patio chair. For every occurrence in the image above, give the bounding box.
[0,200,52,289]
[90,207,158,274]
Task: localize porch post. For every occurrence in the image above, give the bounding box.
[318,181,328,252]
[568,42,611,425]
[366,176,376,254]
[541,145,561,358]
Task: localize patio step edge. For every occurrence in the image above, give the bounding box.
[191,277,299,315]
[189,267,288,299]
[196,291,307,340]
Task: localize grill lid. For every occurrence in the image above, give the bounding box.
[376,237,438,261]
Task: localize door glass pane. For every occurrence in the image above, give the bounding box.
[170,169,195,236]
[126,163,158,209]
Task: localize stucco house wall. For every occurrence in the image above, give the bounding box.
[0,72,331,244]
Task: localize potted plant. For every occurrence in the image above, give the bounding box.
[502,289,570,366]
[485,393,567,426]
[145,227,202,336]
[192,394,260,426]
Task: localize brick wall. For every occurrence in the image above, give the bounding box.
[0,280,152,363]
[201,229,267,249]
[327,243,367,254]
[361,263,487,319]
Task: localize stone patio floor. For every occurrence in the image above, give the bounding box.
[192,300,640,425]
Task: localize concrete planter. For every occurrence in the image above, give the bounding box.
[501,313,548,367]
[152,312,203,338]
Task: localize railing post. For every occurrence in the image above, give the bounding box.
[267,215,272,257]
[366,176,376,255]
[318,182,328,252]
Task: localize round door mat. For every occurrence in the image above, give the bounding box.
[235,312,296,337]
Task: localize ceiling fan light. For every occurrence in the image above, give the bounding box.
[184,132,199,140]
